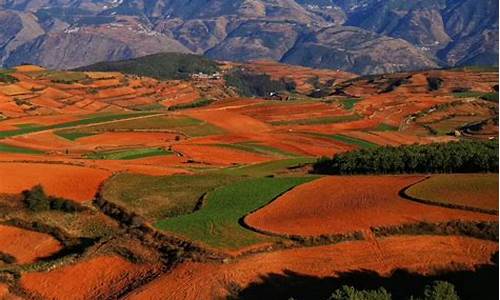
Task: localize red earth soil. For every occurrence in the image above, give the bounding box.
[0,225,62,264]
[0,162,111,202]
[126,235,498,300]
[21,255,156,300]
[245,176,497,237]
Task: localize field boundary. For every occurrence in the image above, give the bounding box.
[399,176,499,215]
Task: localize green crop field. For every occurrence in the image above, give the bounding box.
[155,177,316,249]
[406,174,499,212]
[0,112,157,139]
[56,115,223,138]
[340,98,361,110]
[307,132,377,149]
[216,157,316,177]
[373,123,398,131]
[55,131,96,141]
[0,143,44,154]
[270,114,361,126]
[214,142,299,158]
[85,147,172,160]
[102,173,237,221]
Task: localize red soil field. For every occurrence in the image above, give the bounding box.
[21,255,156,300]
[77,132,179,148]
[0,225,62,264]
[185,109,271,134]
[245,176,497,236]
[127,235,498,300]
[0,162,111,202]
[236,101,348,123]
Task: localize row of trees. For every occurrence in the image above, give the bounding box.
[313,140,498,175]
[328,281,459,300]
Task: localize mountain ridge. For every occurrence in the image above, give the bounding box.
[0,0,497,74]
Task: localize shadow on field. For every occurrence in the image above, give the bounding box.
[230,253,498,300]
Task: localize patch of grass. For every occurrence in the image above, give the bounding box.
[155,177,315,249]
[0,143,44,154]
[167,99,215,111]
[55,131,96,141]
[32,70,88,84]
[270,114,362,126]
[85,147,172,160]
[0,112,156,139]
[406,174,498,212]
[373,123,398,131]
[213,157,316,177]
[214,142,299,158]
[15,123,39,129]
[340,98,361,110]
[452,91,485,98]
[0,72,18,84]
[480,92,499,102]
[57,115,223,138]
[319,133,378,149]
[102,173,237,221]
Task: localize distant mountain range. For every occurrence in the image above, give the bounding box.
[0,0,498,74]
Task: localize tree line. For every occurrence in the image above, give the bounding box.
[313,140,498,175]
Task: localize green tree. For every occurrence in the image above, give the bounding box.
[329,286,392,300]
[423,281,460,300]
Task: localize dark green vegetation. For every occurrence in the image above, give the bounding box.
[155,177,315,248]
[77,53,220,80]
[167,99,215,111]
[55,115,223,138]
[23,185,81,213]
[55,131,96,141]
[311,133,377,149]
[328,281,458,300]
[453,91,498,102]
[30,70,89,84]
[373,221,498,242]
[380,77,411,93]
[215,142,299,158]
[313,140,498,175]
[0,112,156,139]
[0,143,44,154]
[426,77,443,91]
[481,92,499,102]
[270,114,361,126]
[224,68,296,97]
[340,98,361,110]
[373,123,399,131]
[85,147,172,160]
[0,69,18,83]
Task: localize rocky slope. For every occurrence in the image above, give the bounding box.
[0,0,497,74]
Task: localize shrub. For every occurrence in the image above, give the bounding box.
[427,77,443,91]
[167,99,215,111]
[312,140,498,175]
[23,185,81,212]
[0,72,19,84]
[423,281,460,300]
[23,185,51,211]
[380,77,410,93]
[329,286,392,300]
[480,92,499,102]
